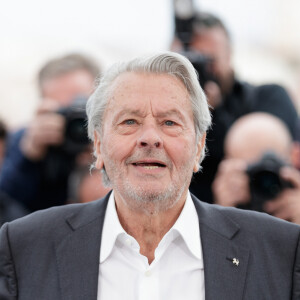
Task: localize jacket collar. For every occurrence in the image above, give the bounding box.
[55,193,110,300]
[192,194,249,300]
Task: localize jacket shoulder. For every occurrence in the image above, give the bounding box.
[2,195,109,242]
[193,195,300,240]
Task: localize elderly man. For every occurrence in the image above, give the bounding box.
[0,52,299,300]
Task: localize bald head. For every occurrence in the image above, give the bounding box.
[225,113,293,163]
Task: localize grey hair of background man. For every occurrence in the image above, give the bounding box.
[192,11,231,42]
[38,53,100,96]
[86,51,211,187]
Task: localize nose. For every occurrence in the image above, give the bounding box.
[137,124,163,149]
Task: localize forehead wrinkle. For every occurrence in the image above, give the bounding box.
[107,72,192,123]
[148,85,191,116]
[122,108,145,116]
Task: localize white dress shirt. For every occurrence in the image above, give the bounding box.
[97,191,205,300]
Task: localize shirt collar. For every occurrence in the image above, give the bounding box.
[171,192,202,260]
[100,191,126,263]
[100,191,202,263]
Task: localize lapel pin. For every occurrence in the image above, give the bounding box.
[226,257,240,266]
[232,258,239,266]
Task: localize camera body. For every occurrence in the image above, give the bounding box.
[173,1,218,88]
[174,13,217,88]
[247,152,293,212]
[179,50,217,88]
[44,97,90,183]
[57,97,90,156]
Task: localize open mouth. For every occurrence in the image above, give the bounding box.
[132,162,166,169]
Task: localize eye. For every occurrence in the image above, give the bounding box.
[124,119,136,125]
[164,120,175,126]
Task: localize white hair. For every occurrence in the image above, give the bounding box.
[86,51,211,185]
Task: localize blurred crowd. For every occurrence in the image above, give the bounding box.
[0,53,111,224]
[0,11,300,226]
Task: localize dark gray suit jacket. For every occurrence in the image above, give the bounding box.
[0,193,300,300]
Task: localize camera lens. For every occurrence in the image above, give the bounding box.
[65,118,89,144]
[250,170,282,199]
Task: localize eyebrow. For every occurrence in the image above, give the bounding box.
[112,109,144,123]
[112,108,186,123]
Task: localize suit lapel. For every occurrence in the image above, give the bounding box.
[192,195,250,300]
[55,195,110,300]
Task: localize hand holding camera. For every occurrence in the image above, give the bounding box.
[213,152,299,222]
[264,167,300,224]
[247,152,294,211]
[212,158,251,207]
[20,99,66,161]
[21,97,89,161]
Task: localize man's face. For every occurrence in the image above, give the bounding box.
[190,27,232,91]
[42,70,95,105]
[94,72,205,214]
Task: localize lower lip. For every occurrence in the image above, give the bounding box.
[132,164,167,174]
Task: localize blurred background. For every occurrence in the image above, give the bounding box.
[1,0,300,129]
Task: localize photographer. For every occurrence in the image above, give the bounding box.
[172,11,298,204]
[0,119,7,171]
[0,54,100,212]
[0,119,28,225]
[212,112,300,224]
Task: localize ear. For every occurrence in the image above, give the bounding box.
[94,131,104,170]
[193,133,206,172]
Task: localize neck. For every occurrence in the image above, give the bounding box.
[114,191,187,264]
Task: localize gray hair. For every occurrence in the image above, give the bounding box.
[86,52,211,185]
[38,53,100,96]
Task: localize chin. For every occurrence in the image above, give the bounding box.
[118,181,184,215]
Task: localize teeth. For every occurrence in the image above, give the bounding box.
[143,166,159,169]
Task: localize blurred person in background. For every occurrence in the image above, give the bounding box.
[0,190,28,227]
[212,112,300,225]
[0,120,7,170]
[0,53,102,212]
[172,11,298,204]
[67,167,111,204]
[0,119,28,225]
[293,119,300,170]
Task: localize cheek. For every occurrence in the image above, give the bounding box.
[166,136,196,165]
[102,133,136,163]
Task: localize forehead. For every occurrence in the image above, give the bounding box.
[226,120,291,163]
[105,72,192,113]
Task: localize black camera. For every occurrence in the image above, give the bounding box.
[58,97,90,156]
[247,152,293,212]
[174,0,218,87]
[44,97,90,183]
[180,50,217,88]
